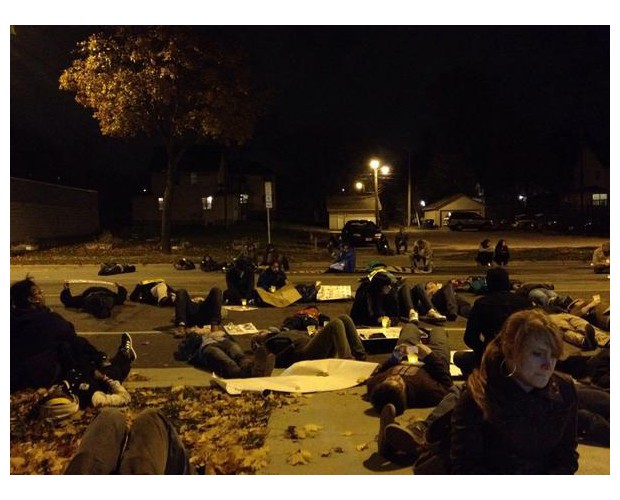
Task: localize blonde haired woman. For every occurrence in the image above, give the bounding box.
[450,309,578,474]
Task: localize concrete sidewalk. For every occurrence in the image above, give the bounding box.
[125,367,610,475]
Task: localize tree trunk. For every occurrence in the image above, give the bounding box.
[160,142,184,254]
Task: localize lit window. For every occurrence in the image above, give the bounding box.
[240,193,249,205]
[202,196,213,210]
[158,197,164,211]
[190,172,198,185]
[592,193,608,207]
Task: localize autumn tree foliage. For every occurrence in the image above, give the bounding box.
[59,26,260,253]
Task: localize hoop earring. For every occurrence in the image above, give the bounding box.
[500,359,516,378]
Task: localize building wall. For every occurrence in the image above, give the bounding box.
[424,196,485,227]
[132,171,272,225]
[328,210,376,230]
[10,177,99,243]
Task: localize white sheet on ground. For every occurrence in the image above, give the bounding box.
[211,358,379,395]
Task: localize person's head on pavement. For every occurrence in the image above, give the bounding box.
[11,276,45,310]
[370,374,408,416]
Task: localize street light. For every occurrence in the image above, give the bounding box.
[355,181,364,191]
[369,158,390,226]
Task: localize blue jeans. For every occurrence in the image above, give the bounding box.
[64,408,194,474]
[528,288,558,308]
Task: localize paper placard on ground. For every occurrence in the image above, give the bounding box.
[223,322,260,335]
[316,285,352,301]
[255,283,302,307]
[212,358,380,395]
[223,305,259,312]
[357,327,402,340]
[66,279,116,286]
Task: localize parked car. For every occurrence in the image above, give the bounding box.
[340,220,383,246]
[513,213,567,232]
[512,213,537,230]
[446,211,495,231]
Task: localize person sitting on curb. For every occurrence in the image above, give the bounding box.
[174,326,275,378]
[10,276,135,393]
[410,239,433,273]
[64,407,195,474]
[174,286,224,339]
[250,314,367,369]
[395,226,409,255]
[475,239,494,267]
[327,242,356,272]
[493,239,510,266]
[60,281,128,319]
[591,241,610,274]
[366,323,455,417]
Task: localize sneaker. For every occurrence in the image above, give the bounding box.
[378,403,396,457]
[384,423,421,461]
[408,419,429,446]
[174,322,187,339]
[119,332,137,362]
[251,346,276,377]
[408,309,419,324]
[423,309,447,323]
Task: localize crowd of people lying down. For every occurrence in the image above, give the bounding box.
[10,240,610,475]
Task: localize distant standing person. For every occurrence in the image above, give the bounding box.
[591,241,610,274]
[493,239,510,266]
[475,239,494,267]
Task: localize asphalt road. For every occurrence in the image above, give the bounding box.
[10,235,610,370]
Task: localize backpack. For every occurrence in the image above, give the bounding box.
[174,258,196,270]
[281,306,330,330]
[98,262,136,276]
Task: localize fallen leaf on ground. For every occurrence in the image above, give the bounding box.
[11,386,299,475]
[287,449,312,465]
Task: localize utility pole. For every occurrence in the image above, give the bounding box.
[407,150,411,227]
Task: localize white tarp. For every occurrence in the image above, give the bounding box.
[211,358,379,395]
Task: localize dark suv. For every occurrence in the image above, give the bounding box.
[340,220,383,246]
[446,211,494,231]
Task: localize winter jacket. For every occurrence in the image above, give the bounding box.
[451,373,579,474]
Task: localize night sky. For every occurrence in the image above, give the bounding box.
[9,23,610,228]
